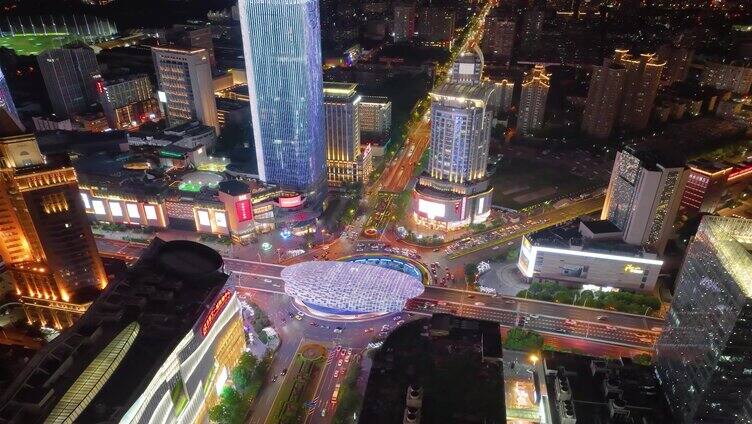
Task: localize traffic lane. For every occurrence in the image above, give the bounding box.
[420,287,662,330]
[411,303,655,349]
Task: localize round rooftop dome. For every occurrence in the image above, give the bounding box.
[282,261,425,315]
[157,240,224,283]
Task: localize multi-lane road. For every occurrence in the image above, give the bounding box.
[96,238,661,350]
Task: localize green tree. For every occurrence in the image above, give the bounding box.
[232,353,257,393]
[633,353,652,365]
[504,328,544,352]
[209,387,243,423]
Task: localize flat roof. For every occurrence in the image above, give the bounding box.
[580,219,622,234]
[528,220,657,258]
[430,82,497,105]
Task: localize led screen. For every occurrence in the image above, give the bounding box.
[92,200,106,215]
[144,205,158,220]
[235,199,253,222]
[418,199,445,219]
[110,202,123,217]
[126,203,140,219]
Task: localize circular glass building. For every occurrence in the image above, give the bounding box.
[282,261,425,318]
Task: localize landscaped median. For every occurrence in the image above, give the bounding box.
[268,343,326,424]
[518,281,662,317]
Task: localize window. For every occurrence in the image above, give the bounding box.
[92,200,106,215]
[80,193,91,209]
[144,205,158,220]
[110,202,123,217]
[126,204,140,219]
[198,210,210,226]
[215,212,227,228]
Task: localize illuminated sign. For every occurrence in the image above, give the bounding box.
[159,150,184,159]
[278,195,303,208]
[418,199,445,219]
[201,290,232,337]
[110,202,123,217]
[95,80,105,95]
[157,90,167,103]
[624,264,644,274]
[126,203,140,219]
[92,200,106,215]
[215,211,227,228]
[518,244,663,279]
[144,205,158,220]
[197,210,210,226]
[236,199,253,222]
[477,197,484,214]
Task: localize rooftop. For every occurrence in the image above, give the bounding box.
[430,82,497,107]
[543,351,674,423]
[698,216,752,297]
[528,220,658,259]
[0,239,228,424]
[580,219,622,235]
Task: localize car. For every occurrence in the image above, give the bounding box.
[379,331,388,337]
[281,318,286,323]
[333,327,343,333]
[321,409,326,417]
[504,299,515,304]
[381,324,390,331]
[272,374,278,382]
[364,327,374,333]
[347,348,353,355]
[310,321,317,326]
[335,345,342,352]
[474,302,485,306]
[639,337,653,343]
[529,314,540,319]
[396,320,404,325]
[596,315,608,321]
[393,316,401,321]
[281,368,288,376]
[295,314,303,321]
[334,369,339,378]
[606,326,616,331]
[467,294,475,299]
[564,319,577,325]
[263,278,273,283]
[288,312,294,318]
[433,248,440,252]
[337,359,343,367]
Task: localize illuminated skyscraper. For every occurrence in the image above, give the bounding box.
[238,0,327,202]
[411,83,496,231]
[37,44,100,118]
[614,50,665,131]
[655,216,752,423]
[0,68,22,130]
[393,2,416,43]
[482,13,515,65]
[582,59,626,139]
[602,146,687,254]
[0,133,107,329]
[518,65,550,136]
[152,46,219,135]
[323,82,371,186]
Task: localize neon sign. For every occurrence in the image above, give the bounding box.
[278,195,303,208]
[235,199,253,222]
[201,290,232,336]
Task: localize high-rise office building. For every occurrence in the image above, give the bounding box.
[37,44,100,118]
[393,2,416,43]
[359,96,392,155]
[491,79,515,112]
[449,48,484,84]
[0,68,22,131]
[168,23,217,69]
[657,43,693,86]
[417,6,455,47]
[238,0,327,202]
[701,61,752,95]
[411,83,496,230]
[323,82,371,186]
[94,73,161,130]
[582,59,626,139]
[152,46,219,134]
[0,133,107,329]
[518,65,550,136]
[614,50,665,131]
[482,14,516,65]
[655,216,752,424]
[0,239,248,424]
[602,146,687,254]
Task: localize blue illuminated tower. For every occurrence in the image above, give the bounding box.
[0,68,22,129]
[238,0,327,202]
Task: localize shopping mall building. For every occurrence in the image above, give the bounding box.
[0,239,248,423]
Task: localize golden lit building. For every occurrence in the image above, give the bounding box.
[323,82,372,187]
[0,133,107,329]
[518,65,550,136]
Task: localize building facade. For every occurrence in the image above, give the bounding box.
[152,46,220,134]
[393,3,416,43]
[518,65,550,136]
[95,74,161,130]
[0,133,107,329]
[482,14,515,65]
[411,83,496,230]
[602,147,687,254]
[359,96,392,155]
[701,62,752,95]
[323,82,371,186]
[657,44,693,86]
[614,50,665,131]
[449,48,484,84]
[0,68,21,129]
[655,216,752,423]
[238,0,328,202]
[581,60,626,139]
[416,6,455,47]
[37,45,100,118]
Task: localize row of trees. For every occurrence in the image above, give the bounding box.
[518,281,661,316]
[333,363,364,424]
[209,353,272,424]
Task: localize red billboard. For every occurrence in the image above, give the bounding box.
[235,199,253,222]
[201,290,232,337]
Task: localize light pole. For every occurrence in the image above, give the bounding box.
[644,306,652,316]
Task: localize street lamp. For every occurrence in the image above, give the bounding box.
[529,354,539,366]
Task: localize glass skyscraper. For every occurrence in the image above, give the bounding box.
[238,0,327,199]
[655,216,752,423]
[0,67,21,125]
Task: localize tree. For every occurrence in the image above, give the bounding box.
[503,328,543,352]
[232,353,257,393]
[633,353,652,366]
[209,387,243,424]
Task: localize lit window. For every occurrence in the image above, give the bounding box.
[80,192,91,209]
[144,205,158,220]
[126,204,140,219]
[198,210,210,226]
[110,202,123,217]
[92,200,106,215]
[215,212,227,228]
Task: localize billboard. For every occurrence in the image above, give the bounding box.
[235,199,253,222]
[418,199,446,219]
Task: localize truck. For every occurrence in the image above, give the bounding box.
[331,383,341,403]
